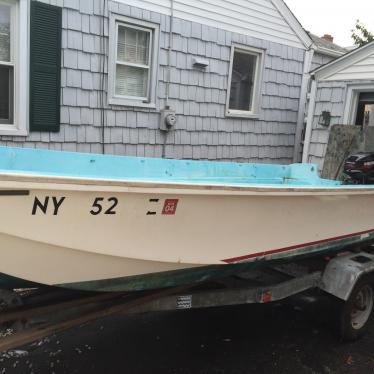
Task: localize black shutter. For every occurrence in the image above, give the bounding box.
[30,1,62,132]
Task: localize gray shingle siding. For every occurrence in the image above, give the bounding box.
[2,0,306,164]
[307,81,347,170]
[311,52,335,72]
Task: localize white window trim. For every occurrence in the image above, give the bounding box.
[342,83,374,125]
[225,44,265,119]
[108,14,159,109]
[0,0,28,136]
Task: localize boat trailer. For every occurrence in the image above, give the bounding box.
[1,248,374,351]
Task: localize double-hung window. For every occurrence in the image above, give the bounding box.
[0,1,14,125]
[0,0,28,136]
[109,15,159,108]
[226,45,264,118]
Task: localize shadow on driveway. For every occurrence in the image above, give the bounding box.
[1,292,374,374]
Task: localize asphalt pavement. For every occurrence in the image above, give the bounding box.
[1,292,374,374]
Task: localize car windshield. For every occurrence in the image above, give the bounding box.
[346,154,373,162]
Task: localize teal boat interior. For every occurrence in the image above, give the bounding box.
[0,146,345,187]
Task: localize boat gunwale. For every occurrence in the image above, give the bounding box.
[1,171,374,195]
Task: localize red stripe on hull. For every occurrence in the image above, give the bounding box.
[222,228,374,264]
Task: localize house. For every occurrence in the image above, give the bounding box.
[302,40,374,171]
[0,0,341,164]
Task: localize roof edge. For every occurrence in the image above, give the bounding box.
[271,0,313,50]
[311,40,374,80]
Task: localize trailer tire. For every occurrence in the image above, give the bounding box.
[338,276,374,341]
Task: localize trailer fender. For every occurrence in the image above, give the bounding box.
[320,252,374,301]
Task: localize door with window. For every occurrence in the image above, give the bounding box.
[355,92,374,127]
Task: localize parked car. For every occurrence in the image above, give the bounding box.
[343,152,374,184]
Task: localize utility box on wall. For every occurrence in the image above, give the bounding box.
[160,108,177,131]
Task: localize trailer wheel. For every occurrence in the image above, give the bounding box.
[338,277,374,341]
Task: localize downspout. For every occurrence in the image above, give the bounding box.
[292,48,314,162]
[165,0,174,109]
[161,0,174,159]
[302,78,317,163]
[100,0,108,155]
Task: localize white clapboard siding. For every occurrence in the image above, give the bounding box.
[116,0,305,48]
[325,53,374,81]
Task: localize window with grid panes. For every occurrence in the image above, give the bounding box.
[115,24,151,99]
[108,16,159,108]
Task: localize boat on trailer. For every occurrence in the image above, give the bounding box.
[0,146,374,292]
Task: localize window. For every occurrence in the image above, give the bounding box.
[108,15,159,108]
[0,2,14,125]
[226,45,264,118]
[116,25,150,98]
[0,0,28,136]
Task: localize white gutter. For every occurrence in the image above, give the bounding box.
[314,46,346,58]
[302,79,317,163]
[293,48,315,162]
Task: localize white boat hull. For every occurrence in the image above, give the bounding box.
[1,175,374,291]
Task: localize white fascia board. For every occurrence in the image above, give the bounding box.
[271,0,313,49]
[313,41,374,80]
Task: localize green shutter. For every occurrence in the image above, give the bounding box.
[30,1,62,132]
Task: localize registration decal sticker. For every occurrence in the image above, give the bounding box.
[162,199,179,215]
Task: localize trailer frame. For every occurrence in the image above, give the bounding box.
[1,247,374,350]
